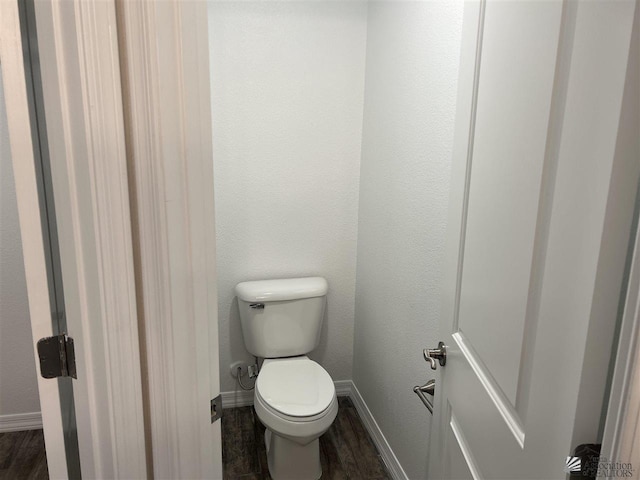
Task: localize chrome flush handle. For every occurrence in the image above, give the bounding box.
[423,341,447,370]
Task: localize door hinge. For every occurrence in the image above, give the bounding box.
[211,394,223,423]
[37,334,77,379]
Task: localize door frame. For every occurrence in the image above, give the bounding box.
[1,0,147,478]
[601,196,640,472]
[0,3,70,478]
[116,0,222,478]
[601,3,640,466]
[2,0,222,478]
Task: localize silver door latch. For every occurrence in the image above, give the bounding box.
[423,341,447,370]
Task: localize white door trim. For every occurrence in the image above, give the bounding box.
[0,413,43,433]
[0,3,69,477]
[2,0,148,477]
[35,1,147,476]
[116,1,222,478]
[601,4,640,468]
[601,208,640,471]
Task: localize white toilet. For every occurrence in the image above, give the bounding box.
[235,277,338,480]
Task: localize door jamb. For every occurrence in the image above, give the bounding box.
[602,200,640,472]
[0,2,69,477]
[115,1,223,478]
[601,3,640,465]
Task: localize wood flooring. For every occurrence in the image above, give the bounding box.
[0,396,389,480]
[223,396,390,480]
[0,430,48,480]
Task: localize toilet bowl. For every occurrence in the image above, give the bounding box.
[254,356,338,480]
[235,277,337,479]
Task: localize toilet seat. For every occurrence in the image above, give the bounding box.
[253,356,338,444]
[256,357,335,418]
[255,389,338,435]
[256,388,336,424]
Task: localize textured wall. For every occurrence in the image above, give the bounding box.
[0,74,41,416]
[353,3,463,479]
[208,1,367,392]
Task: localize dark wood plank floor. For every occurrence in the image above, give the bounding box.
[0,397,387,480]
[0,430,48,480]
[223,396,390,480]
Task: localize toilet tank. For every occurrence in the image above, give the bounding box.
[235,277,328,358]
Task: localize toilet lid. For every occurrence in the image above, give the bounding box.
[256,358,335,417]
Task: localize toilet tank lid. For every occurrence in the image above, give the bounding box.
[235,277,328,302]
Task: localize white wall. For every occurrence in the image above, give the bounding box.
[208,5,465,477]
[208,1,367,392]
[0,73,41,416]
[353,3,463,479]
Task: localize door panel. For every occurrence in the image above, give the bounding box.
[457,0,562,406]
[445,413,477,480]
[429,1,638,478]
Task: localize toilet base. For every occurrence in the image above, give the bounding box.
[264,428,321,480]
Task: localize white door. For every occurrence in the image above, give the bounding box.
[428,1,638,479]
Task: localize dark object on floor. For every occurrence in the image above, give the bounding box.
[222,396,390,480]
[0,429,49,480]
[569,444,601,480]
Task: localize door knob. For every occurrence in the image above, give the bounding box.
[423,342,447,370]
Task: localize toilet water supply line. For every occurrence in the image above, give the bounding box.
[238,356,260,390]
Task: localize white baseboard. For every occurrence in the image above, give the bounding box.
[0,412,42,433]
[221,388,255,408]
[333,379,352,397]
[348,381,409,480]
[220,379,406,480]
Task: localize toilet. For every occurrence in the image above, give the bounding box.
[235,277,337,480]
